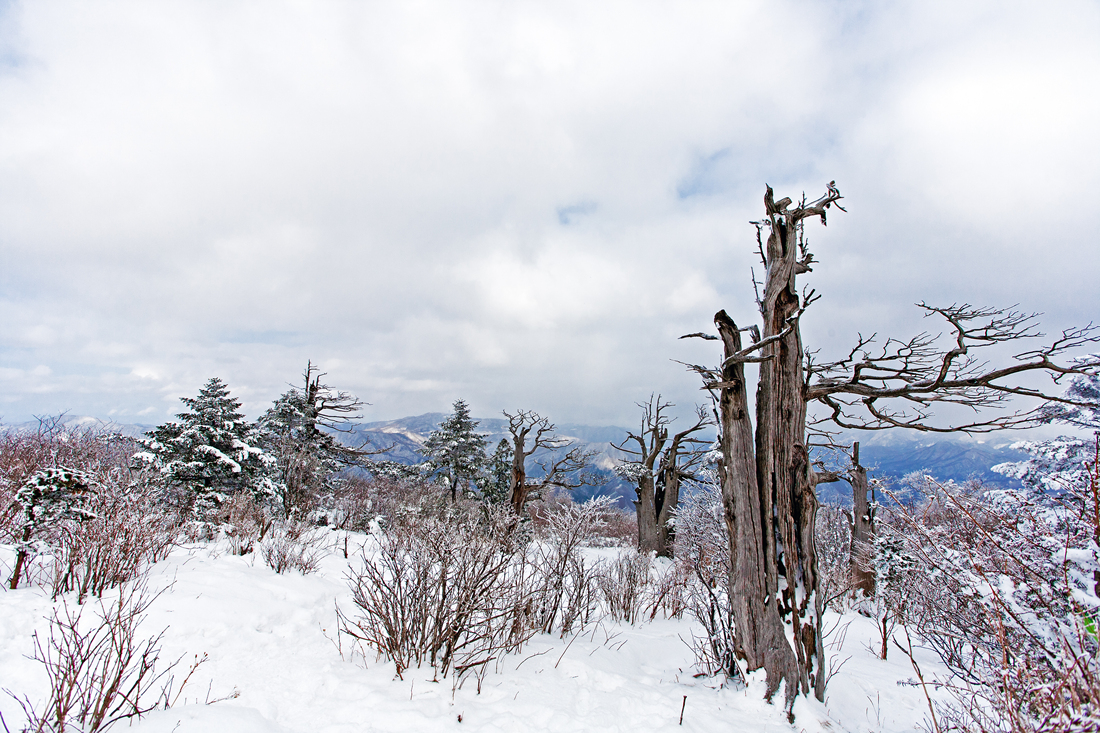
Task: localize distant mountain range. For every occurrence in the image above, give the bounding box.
[4,413,1035,508]
[346,414,635,505]
[349,413,1032,507]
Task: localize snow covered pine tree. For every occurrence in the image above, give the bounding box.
[421,399,487,502]
[137,377,276,517]
[8,467,96,589]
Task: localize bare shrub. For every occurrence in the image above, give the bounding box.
[1,421,178,598]
[815,503,855,612]
[316,474,377,531]
[374,477,456,535]
[596,550,652,624]
[259,520,328,575]
[674,476,743,683]
[643,559,692,621]
[527,496,616,635]
[215,493,273,555]
[339,502,533,684]
[1,417,122,574]
[48,467,177,602]
[590,505,638,548]
[0,417,116,493]
[887,471,1100,733]
[9,468,97,590]
[3,579,200,733]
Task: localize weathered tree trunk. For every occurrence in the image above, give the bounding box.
[688,180,1100,713]
[617,398,710,558]
[694,186,840,710]
[653,467,681,557]
[508,433,529,515]
[634,472,660,553]
[848,443,876,597]
[505,410,598,515]
[753,189,825,703]
[714,311,799,701]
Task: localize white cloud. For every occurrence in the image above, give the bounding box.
[0,0,1097,427]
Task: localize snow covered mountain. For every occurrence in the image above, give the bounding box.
[2,413,1030,505]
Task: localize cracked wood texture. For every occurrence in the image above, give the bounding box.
[711,184,841,708]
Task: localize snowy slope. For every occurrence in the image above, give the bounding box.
[0,540,947,733]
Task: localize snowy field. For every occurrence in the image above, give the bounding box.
[0,538,946,733]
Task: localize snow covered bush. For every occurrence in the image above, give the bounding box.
[0,417,112,547]
[339,502,531,683]
[886,471,1100,733]
[1,419,178,597]
[311,474,373,531]
[868,530,916,660]
[8,467,97,590]
[259,520,328,575]
[815,503,855,613]
[215,492,273,556]
[337,475,445,534]
[596,550,652,624]
[672,475,742,683]
[526,496,616,635]
[46,467,176,602]
[642,559,691,621]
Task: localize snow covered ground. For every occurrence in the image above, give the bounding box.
[0,538,947,733]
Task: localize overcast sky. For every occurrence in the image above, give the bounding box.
[1,0,1098,429]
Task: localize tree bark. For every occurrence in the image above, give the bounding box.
[508,428,530,515]
[714,311,799,702]
[634,472,660,553]
[653,466,680,557]
[753,193,825,702]
[695,185,840,709]
[848,442,876,597]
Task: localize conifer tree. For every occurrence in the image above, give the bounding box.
[421,399,487,502]
[258,362,371,517]
[137,377,275,516]
[480,439,514,505]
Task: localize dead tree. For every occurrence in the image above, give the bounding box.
[503,410,600,515]
[845,442,875,597]
[614,397,711,557]
[259,362,386,517]
[682,182,1100,710]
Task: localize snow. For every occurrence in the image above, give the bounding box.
[0,539,948,733]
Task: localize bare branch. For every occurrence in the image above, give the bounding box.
[806,304,1100,432]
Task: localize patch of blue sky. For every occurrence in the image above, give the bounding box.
[556,201,597,226]
[678,126,843,202]
[0,0,29,71]
[677,148,736,200]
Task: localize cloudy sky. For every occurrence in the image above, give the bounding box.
[1,0,1097,429]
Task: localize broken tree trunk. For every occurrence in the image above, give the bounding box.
[616,398,710,558]
[687,184,842,709]
[714,311,799,701]
[684,180,1100,714]
[848,442,876,597]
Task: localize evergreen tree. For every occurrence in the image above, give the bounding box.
[479,439,514,505]
[258,363,368,517]
[421,399,487,502]
[137,377,275,516]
